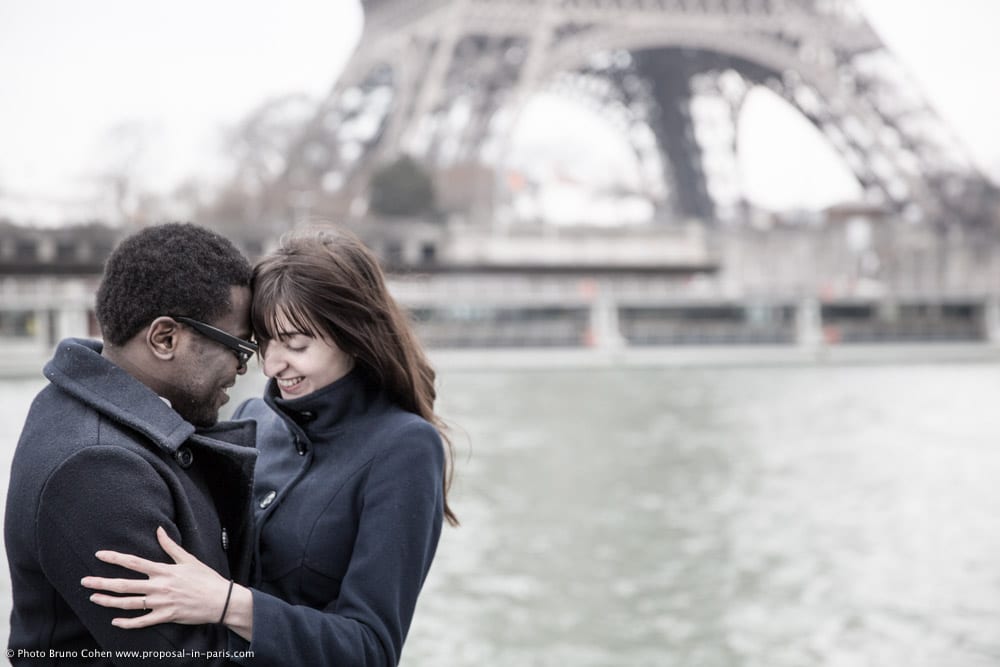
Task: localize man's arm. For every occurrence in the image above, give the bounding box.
[37,445,231,666]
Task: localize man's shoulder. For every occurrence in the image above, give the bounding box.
[7,387,171,551]
[18,383,100,456]
[15,384,164,481]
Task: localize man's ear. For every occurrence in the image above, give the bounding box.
[146,317,182,361]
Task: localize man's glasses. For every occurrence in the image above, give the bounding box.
[173,316,258,367]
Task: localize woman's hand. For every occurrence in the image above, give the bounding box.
[81,526,232,629]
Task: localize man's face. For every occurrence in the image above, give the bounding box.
[165,286,253,427]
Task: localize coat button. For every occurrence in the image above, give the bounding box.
[291,410,317,428]
[259,490,277,509]
[174,447,194,468]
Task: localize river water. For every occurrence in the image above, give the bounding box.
[2,361,1000,666]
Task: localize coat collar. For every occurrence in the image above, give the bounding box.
[264,366,383,438]
[44,338,254,454]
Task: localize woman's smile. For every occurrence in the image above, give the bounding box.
[275,376,306,395]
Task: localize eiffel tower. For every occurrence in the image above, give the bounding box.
[252,0,994,228]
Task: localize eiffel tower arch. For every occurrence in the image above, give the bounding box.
[264,0,994,228]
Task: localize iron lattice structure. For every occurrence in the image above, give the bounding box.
[253,0,995,227]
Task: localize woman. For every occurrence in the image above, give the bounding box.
[82,225,458,665]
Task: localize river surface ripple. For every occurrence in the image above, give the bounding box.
[2,363,999,666]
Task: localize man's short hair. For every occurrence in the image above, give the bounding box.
[96,223,252,346]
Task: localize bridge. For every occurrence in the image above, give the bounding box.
[3,216,1000,376]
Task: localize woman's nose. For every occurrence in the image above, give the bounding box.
[261,347,284,377]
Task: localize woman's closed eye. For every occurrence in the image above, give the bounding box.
[281,337,309,353]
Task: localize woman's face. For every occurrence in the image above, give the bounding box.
[260,311,354,399]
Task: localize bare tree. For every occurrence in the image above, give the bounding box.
[94,121,160,227]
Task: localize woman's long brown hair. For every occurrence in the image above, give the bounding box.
[251,225,458,526]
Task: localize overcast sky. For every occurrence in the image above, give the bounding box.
[0,0,997,224]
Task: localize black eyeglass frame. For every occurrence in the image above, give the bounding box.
[173,316,258,367]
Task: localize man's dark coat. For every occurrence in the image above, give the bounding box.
[5,338,257,665]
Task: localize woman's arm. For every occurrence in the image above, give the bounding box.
[82,526,255,641]
[85,422,445,666]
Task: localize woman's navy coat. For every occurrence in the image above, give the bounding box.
[229,367,444,666]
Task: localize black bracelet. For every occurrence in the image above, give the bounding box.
[218,579,235,624]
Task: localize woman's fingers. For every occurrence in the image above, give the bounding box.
[111,610,172,630]
[156,526,193,564]
[88,593,147,610]
[94,549,161,575]
[84,529,229,628]
[80,576,147,595]
[91,593,179,628]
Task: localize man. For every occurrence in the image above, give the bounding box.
[5,223,258,665]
